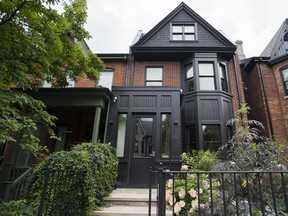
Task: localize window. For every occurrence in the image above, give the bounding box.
[199,62,215,90]
[219,63,228,92]
[186,64,194,92]
[146,67,163,86]
[202,125,221,151]
[172,24,195,41]
[281,67,288,95]
[187,126,196,151]
[161,114,171,158]
[116,114,127,157]
[97,69,114,90]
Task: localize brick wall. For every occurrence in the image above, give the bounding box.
[132,61,181,87]
[227,56,246,121]
[242,59,288,142]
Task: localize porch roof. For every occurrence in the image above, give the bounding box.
[28,87,112,110]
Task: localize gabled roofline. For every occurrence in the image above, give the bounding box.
[268,53,288,66]
[132,2,235,48]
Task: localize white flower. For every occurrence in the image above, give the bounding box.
[167,179,173,188]
[189,189,197,198]
[178,188,186,199]
[179,200,185,208]
[191,199,198,210]
[181,164,189,171]
[174,202,182,215]
[166,190,172,202]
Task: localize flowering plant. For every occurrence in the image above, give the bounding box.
[166,165,221,215]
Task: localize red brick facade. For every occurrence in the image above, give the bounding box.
[242,59,288,142]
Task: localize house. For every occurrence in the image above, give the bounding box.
[99,2,244,187]
[241,19,288,142]
[0,2,245,195]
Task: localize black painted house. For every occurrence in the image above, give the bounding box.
[101,2,244,187]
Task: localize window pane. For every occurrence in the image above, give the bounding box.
[161,114,171,158]
[172,25,182,33]
[134,117,153,157]
[202,125,220,151]
[219,64,225,79]
[199,77,215,90]
[184,34,195,40]
[199,63,214,76]
[184,25,194,33]
[187,78,194,92]
[172,34,182,40]
[187,126,196,151]
[146,68,163,80]
[146,81,162,86]
[98,71,114,90]
[116,114,127,157]
[186,64,193,78]
[282,68,288,81]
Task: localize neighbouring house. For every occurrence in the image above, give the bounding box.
[0,2,245,196]
[241,19,288,142]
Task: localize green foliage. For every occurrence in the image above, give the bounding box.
[0,200,36,216]
[0,0,105,156]
[0,90,56,156]
[25,143,118,215]
[219,103,288,171]
[181,150,220,171]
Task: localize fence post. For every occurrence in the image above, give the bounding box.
[37,169,50,216]
[158,167,166,216]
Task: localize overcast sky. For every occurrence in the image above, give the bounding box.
[83,0,287,58]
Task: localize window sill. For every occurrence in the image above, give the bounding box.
[170,40,199,43]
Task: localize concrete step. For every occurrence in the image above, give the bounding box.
[93,188,172,216]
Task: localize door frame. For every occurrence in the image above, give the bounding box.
[127,113,156,186]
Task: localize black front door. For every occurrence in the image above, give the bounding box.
[128,115,155,186]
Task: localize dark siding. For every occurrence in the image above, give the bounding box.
[142,10,225,48]
[200,99,219,120]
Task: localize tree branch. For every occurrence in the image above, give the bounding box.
[0,0,27,26]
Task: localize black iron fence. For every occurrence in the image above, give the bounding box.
[36,169,88,216]
[150,169,288,216]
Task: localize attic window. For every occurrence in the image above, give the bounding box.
[172,24,195,41]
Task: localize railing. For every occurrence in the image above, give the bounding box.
[37,169,88,216]
[150,169,288,216]
[3,167,32,202]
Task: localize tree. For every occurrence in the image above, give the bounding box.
[0,0,105,156]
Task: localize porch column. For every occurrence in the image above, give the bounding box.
[92,106,102,143]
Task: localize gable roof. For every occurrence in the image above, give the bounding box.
[130,2,236,60]
[261,19,288,59]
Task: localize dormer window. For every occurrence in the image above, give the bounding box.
[172,24,195,41]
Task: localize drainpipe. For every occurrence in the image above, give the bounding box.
[123,55,128,86]
[130,55,135,86]
[257,59,274,138]
[233,54,242,109]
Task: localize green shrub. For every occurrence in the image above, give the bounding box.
[181,150,220,171]
[0,200,36,216]
[25,142,118,215]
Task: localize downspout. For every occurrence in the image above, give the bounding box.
[257,59,274,138]
[233,54,242,109]
[103,93,111,144]
[123,55,128,86]
[130,55,135,86]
